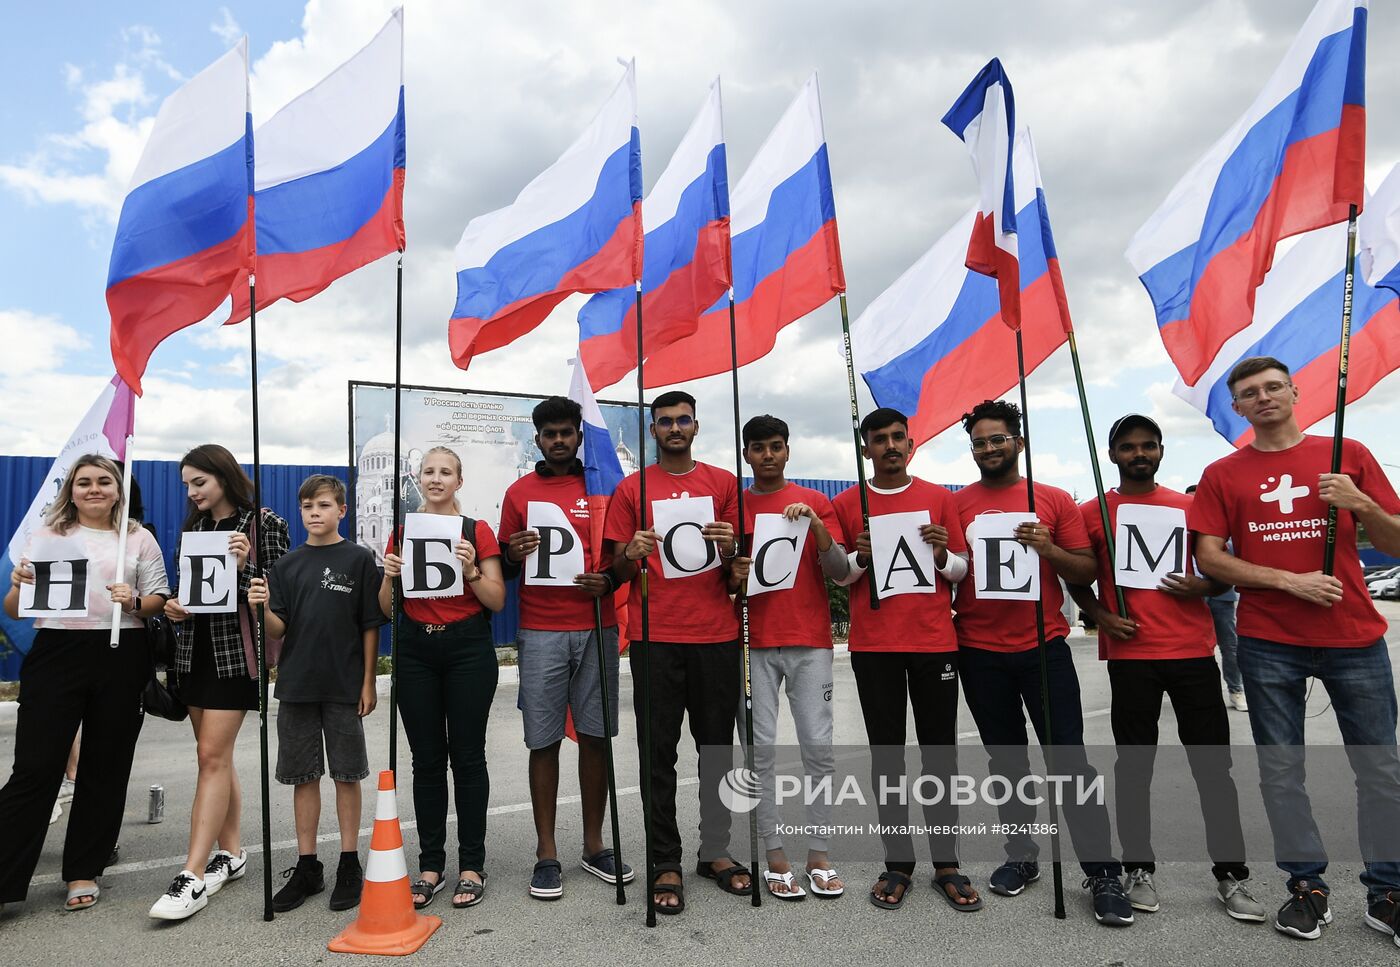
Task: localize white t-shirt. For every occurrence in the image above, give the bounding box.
[23,524,169,630]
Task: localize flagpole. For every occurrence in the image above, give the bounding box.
[1323,204,1360,576]
[725,292,762,908]
[634,280,656,928]
[389,251,404,776]
[591,595,626,905]
[837,293,879,612]
[248,274,274,923]
[1014,328,1066,920]
[1065,332,1128,619]
[108,433,136,647]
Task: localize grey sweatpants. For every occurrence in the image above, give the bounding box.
[741,646,836,853]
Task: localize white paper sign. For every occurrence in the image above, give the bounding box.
[400,513,464,599]
[651,495,720,579]
[747,514,811,596]
[868,511,939,597]
[18,533,90,618]
[177,531,237,613]
[970,512,1041,601]
[1114,503,1190,590]
[524,501,586,587]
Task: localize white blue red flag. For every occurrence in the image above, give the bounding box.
[1127,0,1367,386]
[851,127,1069,447]
[2,376,137,654]
[640,73,844,387]
[577,79,730,391]
[227,8,405,323]
[567,357,625,559]
[449,61,643,370]
[1176,164,1400,447]
[941,57,1025,329]
[107,40,253,395]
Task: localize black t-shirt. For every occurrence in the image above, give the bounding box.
[268,539,385,703]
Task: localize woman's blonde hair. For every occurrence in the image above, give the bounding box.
[420,446,464,512]
[44,454,137,535]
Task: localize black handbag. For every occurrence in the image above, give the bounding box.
[143,614,188,722]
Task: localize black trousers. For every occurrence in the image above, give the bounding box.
[0,628,148,903]
[959,637,1120,878]
[1108,656,1249,881]
[850,650,961,873]
[630,639,739,871]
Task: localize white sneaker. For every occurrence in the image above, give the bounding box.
[57,777,76,804]
[49,801,62,825]
[148,871,208,920]
[1230,691,1248,712]
[203,849,247,896]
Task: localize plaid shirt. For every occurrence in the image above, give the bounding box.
[174,508,290,679]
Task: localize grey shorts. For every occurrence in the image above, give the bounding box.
[517,626,620,749]
[275,701,370,784]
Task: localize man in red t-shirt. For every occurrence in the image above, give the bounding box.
[498,396,629,900]
[829,407,980,913]
[726,414,849,901]
[1067,414,1261,923]
[603,390,747,912]
[1190,355,1400,945]
[953,398,1131,927]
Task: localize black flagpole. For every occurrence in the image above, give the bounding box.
[248,275,274,923]
[389,251,404,776]
[635,281,656,927]
[1015,328,1066,920]
[592,595,626,905]
[1066,330,1127,618]
[726,292,761,908]
[1323,204,1360,576]
[837,293,879,611]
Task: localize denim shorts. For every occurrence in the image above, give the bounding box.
[517,626,620,749]
[275,700,370,784]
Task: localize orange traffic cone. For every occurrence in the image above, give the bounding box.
[328,771,441,956]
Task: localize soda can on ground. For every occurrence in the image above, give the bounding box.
[148,784,164,824]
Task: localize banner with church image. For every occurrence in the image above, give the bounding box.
[349,381,649,563]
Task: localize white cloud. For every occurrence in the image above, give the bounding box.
[210,7,242,46]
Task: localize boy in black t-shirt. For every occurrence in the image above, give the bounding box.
[248,475,384,913]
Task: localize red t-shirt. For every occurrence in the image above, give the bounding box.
[498,468,616,632]
[387,518,501,624]
[954,480,1090,653]
[832,478,965,653]
[741,483,846,648]
[1189,435,1399,647]
[1079,487,1216,661]
[603,461,740,644]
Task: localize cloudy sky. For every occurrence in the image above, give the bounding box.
[3,0,1398,499]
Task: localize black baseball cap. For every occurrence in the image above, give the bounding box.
[1108,414,1162,446]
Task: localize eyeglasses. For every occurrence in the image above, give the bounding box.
[1232,380,1293,403]
[970,433,1015,452]
[655,415,694,430]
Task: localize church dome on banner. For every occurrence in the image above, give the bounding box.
[355,426,412,563]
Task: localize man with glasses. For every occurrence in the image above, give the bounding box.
[1190,356,1400,946]
[952,398,1132,926]
[605,390,749,913]
[1067,414,1262,923]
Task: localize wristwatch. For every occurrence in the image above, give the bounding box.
[129,595,142,614]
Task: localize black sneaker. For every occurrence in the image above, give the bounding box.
[1275,881,1332,940]
[271,861,325,913]
[330,860,363,911]
[1084,875,1134,927]
[1365,892,1400,948]
[988,861,1040,897]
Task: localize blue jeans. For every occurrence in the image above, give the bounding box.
[1208,597,1242,693]
[1237,635,1400,900]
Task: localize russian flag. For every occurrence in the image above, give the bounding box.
[577,79,730,392]
[107,40,253,395]
[1175,164,1400,447]
[941,58,1025,329]
[640,73,845,388]
[851,128,1069,447]
[226,8,405,324]
[449,61,643,370]
[1127,0,1367,386]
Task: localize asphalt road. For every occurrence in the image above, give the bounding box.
[2,604,1399,966]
